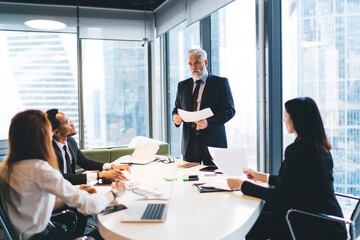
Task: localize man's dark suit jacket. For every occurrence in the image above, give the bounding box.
[241,137,347,239]
[172,74,235,156]
[53,136,104,185]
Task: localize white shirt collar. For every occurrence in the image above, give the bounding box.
[54,139,68,150]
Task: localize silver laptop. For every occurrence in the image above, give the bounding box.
[121,178,175,223]
[121,202,169,222]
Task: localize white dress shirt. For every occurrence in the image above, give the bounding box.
[2,159,112,240]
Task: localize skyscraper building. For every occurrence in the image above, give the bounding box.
[283,0,360,195]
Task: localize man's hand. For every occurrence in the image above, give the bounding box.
[79,184,97,194]
[99,170,126,181]
[111,164,131,173]
[195,119,208,129]
[173,114,183,125]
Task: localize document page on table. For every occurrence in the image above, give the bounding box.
[201,176,232,191]
[177,108,214,122]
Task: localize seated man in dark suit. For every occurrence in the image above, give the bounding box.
[46,109,129,185]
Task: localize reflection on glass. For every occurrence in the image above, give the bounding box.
[168,21,200,157]
[82,40,149,148]
[0,31,79,141]
[210,0,257,169]
[282,0,360,195]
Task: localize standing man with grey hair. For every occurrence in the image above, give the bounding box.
[172,48,235,165]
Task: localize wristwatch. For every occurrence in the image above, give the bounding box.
[111,189,118,199]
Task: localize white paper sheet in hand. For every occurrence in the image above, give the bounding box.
[177,108,214,122]
[208,147,248,178]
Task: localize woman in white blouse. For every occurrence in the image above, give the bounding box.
[0,110,124,240]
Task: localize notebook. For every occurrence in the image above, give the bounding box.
[121,175,175,223]
[117,145,160,165]
[193,183,235,193]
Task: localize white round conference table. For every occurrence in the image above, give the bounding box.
[96,161,264,240]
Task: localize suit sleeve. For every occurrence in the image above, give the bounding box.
[62,173,87,185]
[241,144,303,211]
[66,137,104,171]
[75,148,104,171]
[206,78,235,128]
[269,175,279,185]
[172,81,182,128]
[61,137,104,185]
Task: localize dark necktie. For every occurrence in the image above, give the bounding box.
[63,145,72,174]
[191,80,202,128]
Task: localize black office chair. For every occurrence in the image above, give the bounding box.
[286,193,360,240]
[0,196,17,240]
[51,209,78,239]
[0,195,78,240]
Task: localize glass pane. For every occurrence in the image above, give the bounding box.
[318,0,333,16]
[282,0,360,194]
[153,37,164,141]
[347,0,360,14]
[335,0,345,14]
[0,31,78,141]
[210,0,257,168]
[82,40,149,148]
[168,21,200,156]
[300,0,316,17]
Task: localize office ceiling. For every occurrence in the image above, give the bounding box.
[0,0,167,11]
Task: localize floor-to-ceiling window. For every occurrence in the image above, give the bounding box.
[282,0,360,195]
[0,31,79,141]
[167,21,200,157]
[82,40,149,148]
[210,0,257,168]
[153,37,164,141]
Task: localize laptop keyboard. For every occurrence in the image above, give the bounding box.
[141,203,166,220]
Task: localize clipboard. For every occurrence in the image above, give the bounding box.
[193,183,237,193]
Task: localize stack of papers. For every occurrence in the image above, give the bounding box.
[200,178,232,191]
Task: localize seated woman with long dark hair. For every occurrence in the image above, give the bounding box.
[0,110,125,240]
[227,97,347,239]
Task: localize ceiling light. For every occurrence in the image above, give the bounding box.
[24,19,67,31]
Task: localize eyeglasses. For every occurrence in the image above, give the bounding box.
[58,118,71,128]
[155,156,175,164]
